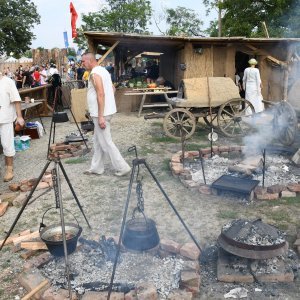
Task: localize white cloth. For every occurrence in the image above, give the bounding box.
[89,116,130,173]
[0,123,15,156]
[0,76,21,123]
[243,67,264,113]
[87,66,116,117]
[40,69,47,85]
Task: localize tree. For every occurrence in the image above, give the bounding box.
[74,0,152,50]
[0,0,40,57]
[165,7,204,36]
[203,0,300,38]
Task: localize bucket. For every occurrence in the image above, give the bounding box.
[39,208,82,257]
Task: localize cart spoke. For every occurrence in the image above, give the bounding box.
[222,109,234,117]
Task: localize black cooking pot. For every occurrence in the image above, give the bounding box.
[39,208,82,257]
[122,217,160,251]
[52,112,69,123]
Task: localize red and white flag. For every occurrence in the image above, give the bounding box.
[70,2,78,38]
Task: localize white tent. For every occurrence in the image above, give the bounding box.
[5,57,17,62]
[19,56,33,63]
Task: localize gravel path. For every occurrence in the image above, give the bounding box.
[0,111,299,299]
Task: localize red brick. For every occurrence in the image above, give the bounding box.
[255,193,279,200]
[136,282,158,300]
[179,271,200,296]
[125,290,137,300]
[230,145,241,151]
[180,243,201,260]
[160,239,181,254]
[171,154,181,163]
[41,287,77,300]
[81,291,124,300]
[0,202,9,217]
[254,186,268,196]
[171,162,184,175]
[52,145,72,151]
[199,148,211,155]
[187,151,199,157]
[182,260,200,273]
[28,178,39,186]
[198,184,211,195]
[267,184,286,194]
[287,184,300,192]
[36,182,50,190]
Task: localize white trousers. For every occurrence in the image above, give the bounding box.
[89,116,130,174]
[0,122,15,156]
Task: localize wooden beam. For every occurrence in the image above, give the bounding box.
[98,41,120,65]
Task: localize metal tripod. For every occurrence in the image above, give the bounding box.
[107,146,202,300]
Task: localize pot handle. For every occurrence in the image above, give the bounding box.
[131,208,150,228]
[39,207,80,232]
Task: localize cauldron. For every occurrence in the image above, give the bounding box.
[39,208,82,257]
[122,217,160,251]
[52,112,69,123]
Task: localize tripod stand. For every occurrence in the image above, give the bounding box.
[47,85,89,158]
[107,147,202,300]
[0,88,92,298]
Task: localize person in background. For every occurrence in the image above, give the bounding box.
[22,66,33,88]
[81,52,131,177]
[0,70,25,181]
[32,66,41,87]
[76,62,85,81]
[39,65,47,85]
[15,70,23,89]
[243,58,264,113]
[146,60,159,83]
[82,69,90,87]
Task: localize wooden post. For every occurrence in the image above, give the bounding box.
[283,46,293,101]
[98,41,120,65]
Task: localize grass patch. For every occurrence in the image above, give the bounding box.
[258,196,300,207]
[265,210,291,223]
[151,136,178,143]
[217,210,238,219]
[151,121,163,128]
[65,157,89,164]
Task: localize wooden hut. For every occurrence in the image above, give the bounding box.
[84,31,300,106]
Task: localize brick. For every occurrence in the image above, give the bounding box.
[198,184,211,195]
[81,291,124,300]
[21,179,29,185]
[251,259,294,282]
[180,271,200,288]
[255,193,279,200]
[41,287,77,300]
[287,184,300,192]
[182,260,200,273]
[160,239,181,254]
[13,192,29,207]
[18,269,50,299]
[254,186,268,196]
[230,145,241,151]
[52,145,71,151]
[20,184,32,192]
[171,162,184,175]
[181,180,200,190]
[136,282,158,300]
[59,153,73,159]
[179,170,192,180]
[167,289,193,299]
[28,178,39,186]
[125,290,137,300]
[218,146,230,152]
[171,154,181,163]
[199,148,211,155]
[217,249,254,283]
[0,202,9,216]
[187,151,199,158]
[180,243,200,260]
[280,190,297,198]
[267,184,286,194]
[36,182,50,190]
[9,183,21,192]
[71,149,84,157]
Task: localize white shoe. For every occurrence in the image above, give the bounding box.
[83,170,104,176]
[114,167,131,177]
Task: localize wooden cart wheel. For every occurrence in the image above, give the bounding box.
[217,98,255,137]
[273,101,297,146]
[163,108,196,139]
[203,113,218,128]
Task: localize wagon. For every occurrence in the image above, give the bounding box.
[162,77,255,139]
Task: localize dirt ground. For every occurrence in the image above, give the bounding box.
[0,111,299,299]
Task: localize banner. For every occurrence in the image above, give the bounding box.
[70,2,78,38]
[63,31,69,48]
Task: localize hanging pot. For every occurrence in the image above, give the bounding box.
[122,216,160,251]
[39,208,82,257]
[52,112,69,123]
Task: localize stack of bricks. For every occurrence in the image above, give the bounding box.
[48,142,84,159]
[170,147,300,200]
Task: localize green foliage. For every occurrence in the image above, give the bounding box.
[67,48,77,57]
[23,49,33,58]
[203,0,300,38]
[217,210,238,219]
[0,0,40,56]
[74,0,152,50]
[165,7,203,36]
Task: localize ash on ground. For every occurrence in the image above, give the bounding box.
[40,237,184,299]
[189,154,298,187]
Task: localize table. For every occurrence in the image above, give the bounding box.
[21,101,46,133]
[124,90,178,117]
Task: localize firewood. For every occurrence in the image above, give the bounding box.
[20,241,48,251]
[0,229,31,246]
[21,279,49,300]
[0,202,9,216]
[12,231,40,246]
[20,250,39,260]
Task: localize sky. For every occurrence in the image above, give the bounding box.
[31,0,217,50]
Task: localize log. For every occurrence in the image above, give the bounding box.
[20,250,39,260]
[20,241,48,251]
[12,231,40,246]
[0,229,31,246]
[0,202,9,216]
[21,279,49,300]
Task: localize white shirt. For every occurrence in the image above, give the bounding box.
[0,76,21,123]
[87,66,116,117]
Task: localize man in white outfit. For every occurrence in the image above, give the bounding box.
[81,53,131,176]
[0,71,25,181]
[243,58,264,113]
